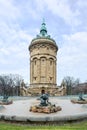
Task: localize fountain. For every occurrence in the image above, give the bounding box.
[0,96,13,105]
[0,95,87,123]
[30,90,61,113]
[71,93,87,104]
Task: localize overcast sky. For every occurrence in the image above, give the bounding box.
[0,0,87,85]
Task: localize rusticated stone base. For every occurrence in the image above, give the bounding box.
[30,105,62,114]
[20,85,66,96]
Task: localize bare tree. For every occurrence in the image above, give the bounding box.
[0,74,23,96]
[62,76,80,95]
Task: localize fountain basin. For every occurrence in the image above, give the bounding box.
[0,97,87,123]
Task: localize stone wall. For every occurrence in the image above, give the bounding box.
[20,85,66,96]
[29,38,58,87]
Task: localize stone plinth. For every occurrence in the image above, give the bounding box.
[30,105,61,114]
[71,99,87,104]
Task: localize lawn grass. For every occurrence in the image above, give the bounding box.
[0,120,87,130]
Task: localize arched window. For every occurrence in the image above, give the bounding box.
[35,60,36,65]
[40,57,46,83]
[33,58,38,78]
[50,60,52,65]
[49,58,54,65]
[33,58,37,65]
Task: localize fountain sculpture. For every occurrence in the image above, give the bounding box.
[71,92,87,104]
[30,90,61,114]
[0,96,13,105]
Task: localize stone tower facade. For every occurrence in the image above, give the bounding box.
[20,20,66,96]
[29,21,58,88]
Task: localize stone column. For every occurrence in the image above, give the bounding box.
[37,58,41,83]
[47,59,50,83]
[54,60,57,84]
[30,60,33,84]
[53,60,55,84]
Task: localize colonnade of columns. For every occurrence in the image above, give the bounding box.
[30,56,56,85]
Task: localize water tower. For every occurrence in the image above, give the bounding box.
[28,20,60,95]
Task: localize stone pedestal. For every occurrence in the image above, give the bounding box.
[30,104,61,114]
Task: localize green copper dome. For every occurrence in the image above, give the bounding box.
[40,19,48,37]
[29,19,58,51]
[40,22,47,36]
